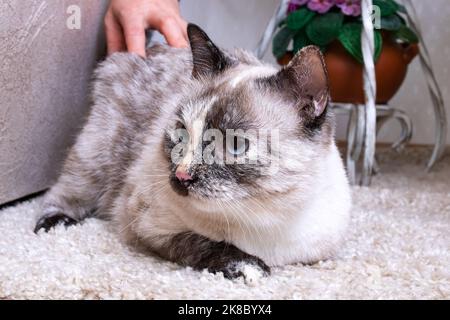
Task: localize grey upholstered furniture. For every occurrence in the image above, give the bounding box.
[0,1,107,204]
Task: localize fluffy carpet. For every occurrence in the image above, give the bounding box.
[0,147,449,300]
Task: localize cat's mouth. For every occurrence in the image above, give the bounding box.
[169,176,221,200]
[169,175,191,197]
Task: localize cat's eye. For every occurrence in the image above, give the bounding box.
[226,135,249,156]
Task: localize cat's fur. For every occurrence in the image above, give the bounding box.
[35,24,351,280]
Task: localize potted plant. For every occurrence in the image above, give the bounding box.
[273,0,419,104]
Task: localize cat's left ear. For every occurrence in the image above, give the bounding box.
[268,46,329,117]
[187,23,232,78]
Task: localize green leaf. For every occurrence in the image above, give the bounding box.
[380,14,402,31]
[305,12,344,46]
[278,18,287,28]
[373,0,399,17]
[396,12,407,25]
[272,26,295,59]
[396,3,407,13]
[293,29,312,54]
[394,25,419,44]
[286,8,316,31]
[338,23,383,64]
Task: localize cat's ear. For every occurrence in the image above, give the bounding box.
[187,23,232,78]
[268,46,329,117]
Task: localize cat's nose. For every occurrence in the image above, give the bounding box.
[175,168,192,182]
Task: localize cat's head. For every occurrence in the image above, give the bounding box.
[163,24,333,204]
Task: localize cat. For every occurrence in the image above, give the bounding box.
[34,24,351,281]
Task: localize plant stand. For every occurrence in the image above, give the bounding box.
[255,0,447,186]
[334,103,412,184]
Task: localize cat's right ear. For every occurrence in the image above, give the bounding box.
[262,46,329,118]
[187,23,232,79]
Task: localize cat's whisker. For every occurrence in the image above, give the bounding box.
[118,184,170,235]
[139,186,171,217]
[221,197,256,244]
[246,197,284,236]
[235,200,266,245]
[141,170,170,176]
[215,199,231,240]
[218,198,248,244]
[240,195,279,242]
[154,184,171,197]
[133,180,167,198]
[191,180,235,242]
[142,174,169,177]
[147,184,170,203]
[118,215,140,234]
[240,198,270,235]
[131,186,169,213]
[141,171,170,176]
[247,196,283,225]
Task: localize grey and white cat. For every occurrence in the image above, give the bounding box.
[35,24,351,281]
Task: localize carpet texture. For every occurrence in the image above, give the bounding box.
[0,147,449,299]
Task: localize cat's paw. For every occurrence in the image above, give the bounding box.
[209,256,270,285]
[233,260,271,286]
[34,213,78,233]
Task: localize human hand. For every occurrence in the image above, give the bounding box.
[104,0,188,57]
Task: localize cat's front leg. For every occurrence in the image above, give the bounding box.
[115,185,270,282]
[158,232,270,282]
[34,149,101,233]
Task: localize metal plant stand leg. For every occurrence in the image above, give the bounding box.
[337,103,413,182]
[338,104,365,184]
[254,0,289,59]
[373,108,393,175]
[403,0,447,169]
[346,105,358,184]
[391,108,413,151]
[354,105,367,183]
[375,105,413,151]
[360,0,377,186]
[326,0,377,186]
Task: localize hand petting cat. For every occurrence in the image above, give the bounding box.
[105,0,188,57]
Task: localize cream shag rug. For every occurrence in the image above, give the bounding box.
[0,147,449,300]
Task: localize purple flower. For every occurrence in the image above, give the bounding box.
[336,0,362,16]
[307,0,336,14]
[288,0,309,13]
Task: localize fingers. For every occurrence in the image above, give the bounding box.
[104,12,126,54]
[121,18,147,57]
[104,0,189,56]
[159,17,188,48]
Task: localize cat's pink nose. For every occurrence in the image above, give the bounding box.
[176,168,192,181]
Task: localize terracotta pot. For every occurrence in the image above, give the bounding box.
[278,32,419,104]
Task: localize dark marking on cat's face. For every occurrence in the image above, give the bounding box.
[164,88,268,200]
[205,94,256,132]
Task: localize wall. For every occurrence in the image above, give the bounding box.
[0,0,107,204]
[181,0,450,145]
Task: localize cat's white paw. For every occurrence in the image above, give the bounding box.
[232,261,269,286]
[241,263,265,286]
